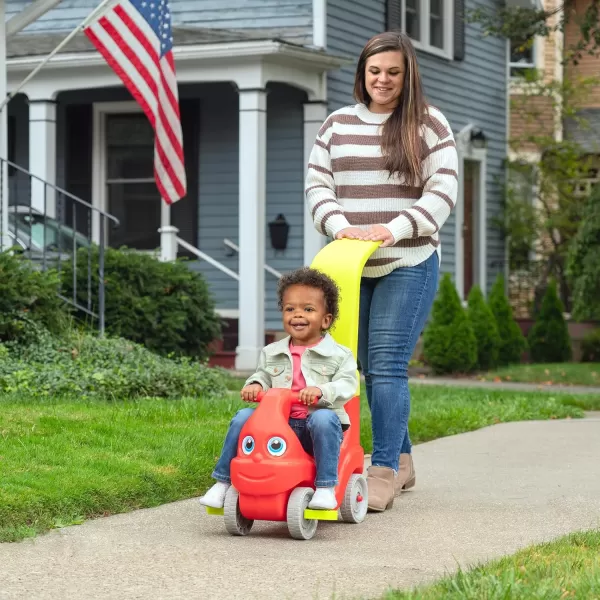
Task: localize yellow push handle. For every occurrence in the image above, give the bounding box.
[310,239,381,375]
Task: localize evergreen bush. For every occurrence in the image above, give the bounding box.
[62,247,222,360]
[488,274,528,366]
[527,280,572,363]
[0,250,69,343]
[567,185,600,321]
[423,273,477,374]
[467,285,501,371]
[581,328,600,363]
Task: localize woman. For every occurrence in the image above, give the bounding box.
[305,32,458,511]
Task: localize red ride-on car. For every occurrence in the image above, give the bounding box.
[204,239,380,539]
[210,388,367,540]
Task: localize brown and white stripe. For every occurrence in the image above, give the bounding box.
[305,103,458,278]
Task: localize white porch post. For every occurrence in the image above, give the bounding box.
[236,88,267,371]
[0,0,9,250]
[303,100,328,266]
[158,201,178,261]
[28,99,57,217]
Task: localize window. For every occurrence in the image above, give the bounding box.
[510,37,536,78]
[574,157,600,198]
[105,113,161,250]
[399,0,453,57]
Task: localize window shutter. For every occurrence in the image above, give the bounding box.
[454,0,466,61]
[387,0,401,31]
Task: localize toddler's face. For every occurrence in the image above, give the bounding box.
[281,285,332,346]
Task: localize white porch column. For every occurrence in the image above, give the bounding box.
[158,201,178,261]
[0,0,9,250]
[236,88,267,371]
[303,100,328,266]
[28,99,57,217]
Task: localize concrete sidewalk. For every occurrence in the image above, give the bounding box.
[1,416,599,600]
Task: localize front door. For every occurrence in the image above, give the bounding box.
[462,159,477,298]
[100,102,199,252]
[105,113,161,249]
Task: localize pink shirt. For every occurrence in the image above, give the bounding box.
[289,339,321,419]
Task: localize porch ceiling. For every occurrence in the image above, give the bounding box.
[7,26,351,101]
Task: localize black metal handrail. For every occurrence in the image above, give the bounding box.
[0,157,120,335]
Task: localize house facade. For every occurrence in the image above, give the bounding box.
[508,0,600,317]
[3,0,508,370]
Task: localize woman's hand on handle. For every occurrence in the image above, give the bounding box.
[362,224,395,247]
[335,227,368,241]
[241,383,263,402]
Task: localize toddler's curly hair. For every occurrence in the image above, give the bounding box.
[277,267,340,330]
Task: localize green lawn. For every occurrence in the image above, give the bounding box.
[1,386,599,543]
[383,529,600,599]
[478,363,600,387]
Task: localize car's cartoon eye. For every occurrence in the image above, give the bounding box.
[241,435,255,455]
[267,436,287,457]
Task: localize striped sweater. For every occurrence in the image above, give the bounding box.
[305,103,459,278]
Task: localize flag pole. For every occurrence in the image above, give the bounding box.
[0,0,116,113]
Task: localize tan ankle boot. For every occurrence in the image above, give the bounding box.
[394,453,416,497]
[367,466,395,512]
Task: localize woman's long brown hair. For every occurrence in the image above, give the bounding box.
[354,32,428,186]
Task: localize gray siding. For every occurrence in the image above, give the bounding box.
[195,83,240,315]
[326,0,386,112]
[326,0,507,294]
[264,84,306,330]
[4,0,312,44]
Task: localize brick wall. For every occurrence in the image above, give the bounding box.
[510,95,555,151]
[565,0,600,108]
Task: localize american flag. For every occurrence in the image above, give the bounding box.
[84,0,187,204]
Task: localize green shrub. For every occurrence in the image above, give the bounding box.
[489,274,527,366]
[423,273,477,374]
[0,250,69,342]
[0,328,227,400]
[467,285,501,371]
[527,280,572,363]
[567,185,600,321]
[62,247,222,359]
[581,328,600,363]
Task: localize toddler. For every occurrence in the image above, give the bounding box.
[199,267,358,510]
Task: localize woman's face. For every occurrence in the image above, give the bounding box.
[364,50,405,112]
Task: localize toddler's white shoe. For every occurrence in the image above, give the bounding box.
[198,481,230,509]
[308,487,337,510]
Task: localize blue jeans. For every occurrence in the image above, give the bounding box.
[358,252,439,470]
[212,407,343,487]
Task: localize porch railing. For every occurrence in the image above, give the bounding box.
[223,238,282,279]
[0,157,120,334]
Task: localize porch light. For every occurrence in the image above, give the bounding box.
[470,128,487,149]
[268,213,290,251]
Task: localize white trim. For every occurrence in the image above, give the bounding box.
[8,40,348,73]
[236,88,267,371]
[312,0,327,49]
[29,99,57,217]
[10,49,333,110]
[303,101,328,265]
[400,0,454,60]
[216,308,240,319]
[455,126,488,299]
[509,35,545,92]
[91,100,143,243]
[0,0,9,251]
